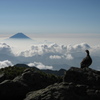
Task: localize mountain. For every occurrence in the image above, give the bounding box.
[10,33,31,39]
[42,68,66,76]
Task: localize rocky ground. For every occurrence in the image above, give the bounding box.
[0,66,100,100]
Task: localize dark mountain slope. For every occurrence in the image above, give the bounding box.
[10,33,31,39]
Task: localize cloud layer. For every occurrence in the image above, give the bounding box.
[19,43,91,57]
[0,43,13,56]
[0,60,13,68]
[0,42,100,70]
[28,62,53,69]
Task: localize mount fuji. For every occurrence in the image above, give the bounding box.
[9,33,31,39]
[2,33,35,52]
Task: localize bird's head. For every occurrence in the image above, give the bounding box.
[85,50,89,55]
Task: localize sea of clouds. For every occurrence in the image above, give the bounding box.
[0,42,100,70]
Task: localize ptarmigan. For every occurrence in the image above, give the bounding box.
[80,50,92,68]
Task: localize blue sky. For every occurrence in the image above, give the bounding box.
[0,0,100,35]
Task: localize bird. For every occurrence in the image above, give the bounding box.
[80,50,92,68]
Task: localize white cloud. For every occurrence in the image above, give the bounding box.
[0,42,100,70]
[0,43,14,56]
[49,55,62,59]
[28,62,53,69]
[17,43,100,70]
[65,54,74,60]
[19,43,91,57]
[90,45,100,56]
[73,43,90,51]
[19,43,67,57]
[67,43,90,53]
[0,60,13,68]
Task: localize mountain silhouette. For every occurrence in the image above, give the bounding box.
[10,33,31,39]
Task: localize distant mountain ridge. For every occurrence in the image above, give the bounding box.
[14,64,66,76]
[10,33,31,39]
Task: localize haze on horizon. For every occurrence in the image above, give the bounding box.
[0,0,100,46]
[0,33,100,47]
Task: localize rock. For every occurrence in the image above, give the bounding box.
[24,67,100,100]
[24,82,100,100]
[1,67,100,100]
[0,68,60,100]
[63,67,100,87]
[13,68,59,91]
[24,82,88,100]
[0,80,29,100]
[0,73,5,83]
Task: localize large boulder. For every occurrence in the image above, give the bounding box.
[63,67,100,87]
[0,80,29,100]
[24,67,100,100]
[13,68,60,91]
[24,82,100,100]
[0,68,60,100]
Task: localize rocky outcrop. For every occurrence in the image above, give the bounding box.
[0,68,60,100]
[24,82,100,100]
[24,67,100,100]
[0,80,29,100]
[63,67,100,86]
[0,67,100,100]
[13,68,60,90]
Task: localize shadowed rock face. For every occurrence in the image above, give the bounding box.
[24,67,100,100]
[24,82,100,100]
[24,82,88,100]
[0,68,60,100]
[0,80,29,100]
[63,67,100,86]
[0,67,100,100]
